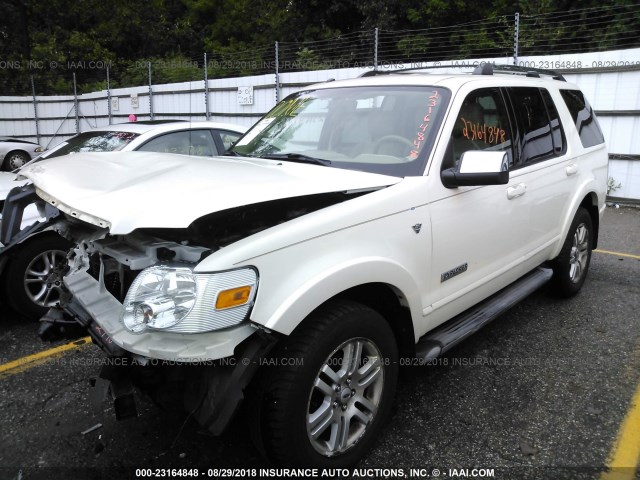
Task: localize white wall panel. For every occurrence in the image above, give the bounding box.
[1,49,639,198]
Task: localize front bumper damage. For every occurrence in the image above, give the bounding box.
[48,270,277,434]
[65,272,277,433]
[2,184,279,434]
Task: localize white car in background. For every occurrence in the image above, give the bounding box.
[0,120,247,319]
[0,137,45,171]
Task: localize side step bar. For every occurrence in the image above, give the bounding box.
[415,267,553,361]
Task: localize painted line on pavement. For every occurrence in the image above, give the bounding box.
[600,365,640,480]
[0,336,92,380]
[595,249,640,260]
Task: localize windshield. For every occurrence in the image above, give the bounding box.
[43,131,140,159]
[232,86,450,176]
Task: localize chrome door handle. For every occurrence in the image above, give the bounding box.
[507,183,527,199]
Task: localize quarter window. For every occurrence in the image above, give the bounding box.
[560,89,605,148]
[218,130,243,151]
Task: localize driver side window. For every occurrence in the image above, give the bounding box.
[443,88,514,171]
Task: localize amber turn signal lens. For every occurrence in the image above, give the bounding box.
[215,286,252,310]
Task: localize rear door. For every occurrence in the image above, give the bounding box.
[504,86,573,258]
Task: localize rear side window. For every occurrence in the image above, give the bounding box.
[507,87,564,166]
[137,130,218,156]
[560,90,605,148]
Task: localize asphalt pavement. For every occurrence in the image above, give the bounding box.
[0,206,638,480]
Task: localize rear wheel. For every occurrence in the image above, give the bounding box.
[3,151,30,170]
[251,300,398,467]
[551,207,593,297]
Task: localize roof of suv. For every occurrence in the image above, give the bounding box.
[309,66,578,92]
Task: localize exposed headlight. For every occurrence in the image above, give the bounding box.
[122,266,197,333]
[121,266,257,334]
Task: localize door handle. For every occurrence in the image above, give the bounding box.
[566,163,578,176]
[507,183,527,200]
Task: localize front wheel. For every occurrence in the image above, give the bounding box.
[251,300,399,467]
[2,233,73,319]
[551,207,593,297]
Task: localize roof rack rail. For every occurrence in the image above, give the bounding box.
[360,63,566,81]
[359,64,473,77]
[472,64,566,81]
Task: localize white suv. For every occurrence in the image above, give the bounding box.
[2,65,607,467]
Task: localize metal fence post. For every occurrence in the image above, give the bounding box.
[107,66,112,125]
[513,12,520,65]
[274,41,280,103]
[204,53,210,120]
[148,61,154,120]
[73,72,79,133]
[30,76,40,144]
[374,28,379,71]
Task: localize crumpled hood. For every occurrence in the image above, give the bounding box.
[0,171,29,200]
[21,151,401,234]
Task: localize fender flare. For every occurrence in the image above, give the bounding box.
[256,256,423,336]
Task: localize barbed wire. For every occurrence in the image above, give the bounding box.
[2,4,639,96]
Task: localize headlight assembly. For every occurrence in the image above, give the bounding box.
[121,266,257,334]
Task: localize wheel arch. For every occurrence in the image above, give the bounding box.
[579,192,600,249]
[332,283,416,361]
[255,258,422,361]
[552,189,602,260]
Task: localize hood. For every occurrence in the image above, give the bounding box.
[21,151,401,234]
[0,171,29,201]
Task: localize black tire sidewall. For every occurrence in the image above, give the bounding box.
[260,300,399,467]
[552,207,593,297]
[4,151,28,171]
[3,233,72,319]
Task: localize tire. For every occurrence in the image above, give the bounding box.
[3,150,30,171]
[3,233,73,320]
[551,207,593,298]
[251,300,399,467]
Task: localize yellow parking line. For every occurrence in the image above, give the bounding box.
[601,381,640,480]
[595,249,640,260]
[0,336,92,380]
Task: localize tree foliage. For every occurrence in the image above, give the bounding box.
[0,0,637,95]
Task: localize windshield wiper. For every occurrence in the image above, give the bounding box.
[261,153,332,166]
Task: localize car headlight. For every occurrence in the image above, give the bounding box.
[121,265,258,334]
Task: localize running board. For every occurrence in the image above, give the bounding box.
[415,267,553,361]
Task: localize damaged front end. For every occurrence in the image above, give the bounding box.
[2,165,379,432]
[2,183,306,433]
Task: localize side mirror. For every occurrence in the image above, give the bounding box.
[441,151,509,188]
